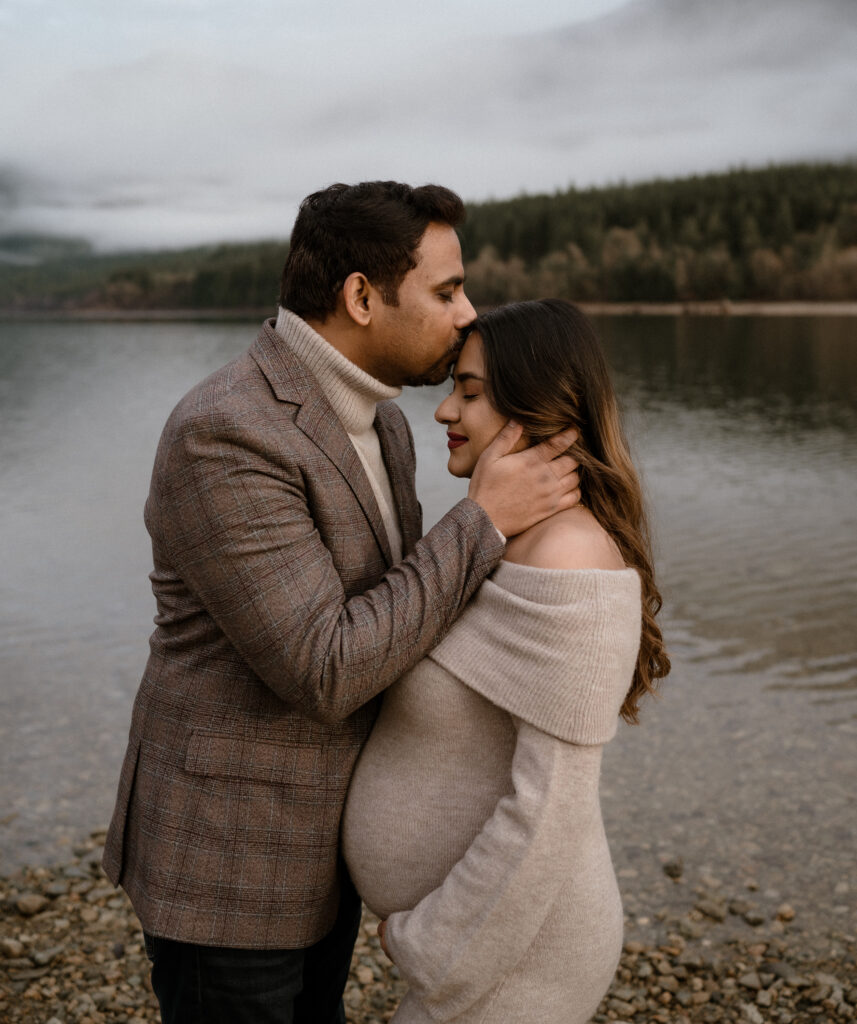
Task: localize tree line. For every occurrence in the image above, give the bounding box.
[0,240,286,312]
[461,162,857,304]
[1,161,856,310]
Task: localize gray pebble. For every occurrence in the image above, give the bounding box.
[612,986,636,1001]
[15,892,47,916]
[1,936,24,958]
[816,971,844,987]
[679,917,705,939]
[768,960,809,986]
[728,898,753,916]
[61,864,90,879]
[31,943,65,966]
[741,1001,765,1024]
[695,898,727,922]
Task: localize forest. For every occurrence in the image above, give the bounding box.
[460,162,857,305]
[1,161,856,311]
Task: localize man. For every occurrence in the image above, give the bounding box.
[103,180,579,1023]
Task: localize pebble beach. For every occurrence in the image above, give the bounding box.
[1,829,854,1024]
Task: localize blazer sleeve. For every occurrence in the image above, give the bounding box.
[383,721,605,1021]
[148,406,503,723]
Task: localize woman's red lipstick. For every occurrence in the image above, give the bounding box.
[447,432,467,450]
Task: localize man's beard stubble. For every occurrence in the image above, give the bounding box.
[401,334,467,388]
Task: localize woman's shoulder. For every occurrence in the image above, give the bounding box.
[503,507,625,572]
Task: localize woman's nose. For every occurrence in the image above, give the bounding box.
[434,394,458,424]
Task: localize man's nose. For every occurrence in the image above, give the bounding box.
[454,291,476,329]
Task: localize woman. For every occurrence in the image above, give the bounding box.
[342,299,670,1023]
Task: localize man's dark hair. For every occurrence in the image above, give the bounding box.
[280,181,465,321]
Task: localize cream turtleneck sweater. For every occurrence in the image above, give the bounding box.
[275,306,403,562]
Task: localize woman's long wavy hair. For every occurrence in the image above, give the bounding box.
[475,298,670,722]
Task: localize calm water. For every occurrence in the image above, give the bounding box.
[1,315,855,938]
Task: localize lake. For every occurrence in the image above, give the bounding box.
[1,313,855,948]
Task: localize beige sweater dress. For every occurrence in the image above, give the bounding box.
[342,561,642,1024]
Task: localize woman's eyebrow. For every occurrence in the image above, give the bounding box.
[455,371,485,383]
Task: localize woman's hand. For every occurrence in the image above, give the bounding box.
[377,918,394,962]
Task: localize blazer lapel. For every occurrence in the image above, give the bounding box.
[376,402,423,556]
[297,391,394,566]
[250,320,394,566]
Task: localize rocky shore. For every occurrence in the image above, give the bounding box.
[1,831,854,1024]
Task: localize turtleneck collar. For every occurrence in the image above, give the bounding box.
[275,307,401,435]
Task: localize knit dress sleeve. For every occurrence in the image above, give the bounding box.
[383,718,606,1022]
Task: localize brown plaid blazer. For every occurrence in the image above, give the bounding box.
[103,319,503,949]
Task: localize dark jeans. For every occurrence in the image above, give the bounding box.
[143,883,362,1024]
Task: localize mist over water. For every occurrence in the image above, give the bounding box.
[0,314,855,937]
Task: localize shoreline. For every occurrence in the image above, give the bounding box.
[1,300,857,322]
[1,830,854,1023]
[581,300,857,317]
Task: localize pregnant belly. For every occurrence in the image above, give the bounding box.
[341,664,516,919]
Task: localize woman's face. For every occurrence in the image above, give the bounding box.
[434,332,523,478]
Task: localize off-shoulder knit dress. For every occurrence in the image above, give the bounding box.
[342,561,642,1024]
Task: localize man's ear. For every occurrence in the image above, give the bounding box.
[342,272,373,326]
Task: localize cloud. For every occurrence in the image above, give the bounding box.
[2,0,855,249]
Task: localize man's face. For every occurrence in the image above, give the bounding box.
[367,222,476,387]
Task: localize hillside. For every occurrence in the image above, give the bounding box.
[1,161,856,311]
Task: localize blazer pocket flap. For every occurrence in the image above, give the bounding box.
[184,730,323,786]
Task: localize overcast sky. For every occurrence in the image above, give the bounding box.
[1,0,855,250]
